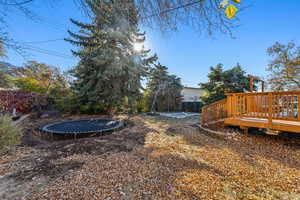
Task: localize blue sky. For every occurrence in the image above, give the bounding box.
[2,0,300,87]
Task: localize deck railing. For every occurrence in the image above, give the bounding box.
[202,91,300,125]
[201,98,227,124]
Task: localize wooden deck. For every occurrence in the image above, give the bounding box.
[202,91,300,134]
[225,117,300,133]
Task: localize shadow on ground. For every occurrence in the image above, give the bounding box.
[0,115,155,200]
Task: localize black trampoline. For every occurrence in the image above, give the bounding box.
[41,118,123,135]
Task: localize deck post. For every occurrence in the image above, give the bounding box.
[233,94,237,119]
[249,76,254,92]
[298,95,300,121]
[268,92,273,129]
[240,126,249,134]
[226,94,231,118]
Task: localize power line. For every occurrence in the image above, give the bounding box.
[22,44,74,60]
[17,1,207,44]
[0,0,34,6]
[140,0,203,19]
[36,19,70,32]
[20,39,76,60]
[6,6,70,32]
[5,1,207,59]
[3,40,75,60]
[22,38,64,44]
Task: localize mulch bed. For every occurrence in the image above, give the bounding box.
[1,114,300,199]
[0,114,151,199]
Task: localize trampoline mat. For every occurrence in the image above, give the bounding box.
[41,118,123,134]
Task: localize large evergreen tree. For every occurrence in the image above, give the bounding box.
[199,63,252,105]
[146,63,182,112]
[66,0,156,112]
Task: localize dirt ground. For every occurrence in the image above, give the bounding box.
[0,114,300,200]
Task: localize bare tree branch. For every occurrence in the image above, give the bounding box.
[135,0,237,35]
[0,0,34,6]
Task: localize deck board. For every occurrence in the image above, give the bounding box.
[224,117,300,133]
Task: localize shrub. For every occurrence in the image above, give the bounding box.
[0,90,49,114]
[54,94,80,114]
[136,95,150,113]
[0,115,22,151]
[79,104,106,114]
[54,93,106,114]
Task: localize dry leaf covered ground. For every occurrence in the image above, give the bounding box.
[1,114,300,199]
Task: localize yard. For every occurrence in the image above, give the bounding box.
[0,114,300,200]
[1,1,300,199]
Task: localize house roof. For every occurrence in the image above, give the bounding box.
[183,87,201,90]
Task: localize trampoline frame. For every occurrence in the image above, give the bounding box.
[41,118,123,135]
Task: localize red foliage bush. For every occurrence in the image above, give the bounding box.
[0,90,47,114]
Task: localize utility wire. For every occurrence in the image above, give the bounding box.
[19,1,207,45]
[0,0,34,6]
[3,40,75,60]
[12,11,70,33]
[23,45,74,60]
[22,38,64,44]
[140,0,203,19]
[5,0,207,59]
[20,39,75,59]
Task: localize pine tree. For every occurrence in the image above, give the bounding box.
[66,0,156,113]
[199,63,252,105]
[146,63,183,112]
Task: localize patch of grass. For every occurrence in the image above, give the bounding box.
[0,115,22,151]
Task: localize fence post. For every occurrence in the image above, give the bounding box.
[268,92,273,129]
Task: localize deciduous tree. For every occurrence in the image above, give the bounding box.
[267,41,300,91]
[14,61,68,95]
[137,0,241,35]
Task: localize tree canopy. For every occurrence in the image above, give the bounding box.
[267,41,300,91]
[13,61,68,95]
[0,0,243,56]
[66,0,157,113]
[0,71,13,89]
[0,0,241,39]
[199,63,252,104]
[0,62,16,89]
[129,0,240,35]
[145,62,183,112]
